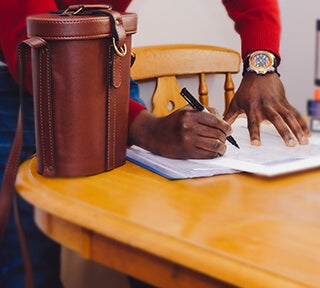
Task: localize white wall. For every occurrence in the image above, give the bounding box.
[279,0,320,115]
[127,0,320,116]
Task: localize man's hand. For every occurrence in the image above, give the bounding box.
[224,72,310,146]
[128,106,232,159]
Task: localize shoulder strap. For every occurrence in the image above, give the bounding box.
[0,36,47,288]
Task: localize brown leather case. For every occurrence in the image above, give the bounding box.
[26,5,137,177]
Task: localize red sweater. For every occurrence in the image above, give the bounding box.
[0,0,281,123]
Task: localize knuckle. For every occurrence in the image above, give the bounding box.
[283,111,295,121]
[181,121,190,130]
[209,152,221,158]
[211,140,226,154]
[210,107,218,115]
[248,119,258,129]
[269,113,282,123]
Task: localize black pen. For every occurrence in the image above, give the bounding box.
[180,87,240,149]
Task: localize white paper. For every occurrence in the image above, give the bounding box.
[191,118,320,177]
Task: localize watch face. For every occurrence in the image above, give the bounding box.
[250,52,272,69]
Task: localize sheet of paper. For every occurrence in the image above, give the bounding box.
[191,118,320,177]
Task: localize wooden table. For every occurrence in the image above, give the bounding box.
[16,156,320,288]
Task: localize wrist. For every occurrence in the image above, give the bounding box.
[128,110,160,151]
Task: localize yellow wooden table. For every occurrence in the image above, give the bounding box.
[16,156,320,288]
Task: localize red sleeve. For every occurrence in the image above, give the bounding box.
[0,0,58,88]
[222,0,281,62]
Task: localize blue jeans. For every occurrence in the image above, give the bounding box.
[0,65,63,288]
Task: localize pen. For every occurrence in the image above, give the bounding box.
[180,87,240,149]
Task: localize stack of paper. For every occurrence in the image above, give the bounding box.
[127,145,238,179]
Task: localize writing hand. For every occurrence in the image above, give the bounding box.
[129,106,232,159]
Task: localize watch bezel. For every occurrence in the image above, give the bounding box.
[244,50,278,75]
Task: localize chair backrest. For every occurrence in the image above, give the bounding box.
[130,44,241,116]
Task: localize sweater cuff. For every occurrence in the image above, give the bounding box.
[241,31,281,65]
[240,27,281,64]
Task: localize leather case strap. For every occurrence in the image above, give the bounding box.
[60,4,127,49]
[0,37,45,288]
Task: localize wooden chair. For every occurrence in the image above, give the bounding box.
[130,44,241,116]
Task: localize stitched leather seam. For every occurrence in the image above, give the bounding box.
[112,84,116,168]
[32,33,135,40]
[39,49,46,171]
[106,44,111,169]
[32,19,112,24]
[45,48,55,173]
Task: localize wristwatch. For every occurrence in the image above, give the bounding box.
[243,50,279,76]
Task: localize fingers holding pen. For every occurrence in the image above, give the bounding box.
[180,87,232,139]
[202,106,232,136]
[186,108,231,156]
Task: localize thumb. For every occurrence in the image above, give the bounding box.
[223,104,241,124]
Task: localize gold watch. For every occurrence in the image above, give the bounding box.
[243,50,279,76]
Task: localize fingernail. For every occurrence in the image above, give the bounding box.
[300,136,309,145]
[288,139,296,146]
[251,139,260,146]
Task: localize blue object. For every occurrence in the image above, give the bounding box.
[307,99,320,117]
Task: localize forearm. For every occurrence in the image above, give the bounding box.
[222,0,281,60]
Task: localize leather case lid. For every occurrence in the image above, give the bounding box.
[27,12,137,40]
